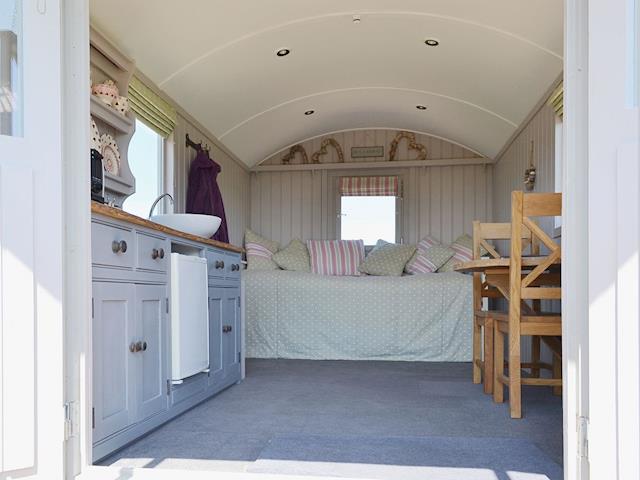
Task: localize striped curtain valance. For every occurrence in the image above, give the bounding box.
[129,76,177,138]
[547,82,563,119]
[339,176,400,196]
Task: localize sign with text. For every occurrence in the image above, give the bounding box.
[351,146,384,159]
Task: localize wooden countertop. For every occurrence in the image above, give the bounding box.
[91,202,243,253]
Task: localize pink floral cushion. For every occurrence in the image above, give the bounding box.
[307,240,365,276]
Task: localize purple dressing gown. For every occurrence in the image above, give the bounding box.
[186,150,229,243]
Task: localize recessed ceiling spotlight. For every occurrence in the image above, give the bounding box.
[276,48,291,57]
[416,105,427,110]
[304,110,315,116]
[424,38,440,47]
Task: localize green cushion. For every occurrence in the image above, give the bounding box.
[272,239,310,272]
[244,229,280,270]
[359,240,417,276]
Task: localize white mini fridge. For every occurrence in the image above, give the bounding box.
[170,253,209,381]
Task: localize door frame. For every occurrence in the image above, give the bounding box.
[62,1,631,480]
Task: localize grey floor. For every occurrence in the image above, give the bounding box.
[102,359,563,479]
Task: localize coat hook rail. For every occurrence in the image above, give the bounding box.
[185,133,210,153]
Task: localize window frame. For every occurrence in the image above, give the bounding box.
[333,171,404,245]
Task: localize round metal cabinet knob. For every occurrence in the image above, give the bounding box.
[119,240,127,253]
[159,248,165,259]
[134,341,143,352]
[112,240,128,254]
[129,342,137,353]
[215,260,225,269]
[142,341,148,351]
[151,248,160,259]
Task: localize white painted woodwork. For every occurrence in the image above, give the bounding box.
[584,0,640,476]
[0,1,64,476]
[172,113,251,246]
[252,130,492,246]
[136,284,168,422]
[89,1,563,165]
[92,282,136,443]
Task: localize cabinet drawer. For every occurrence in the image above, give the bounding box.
[206,249,226,278]
[225,252,242,281]
[91,222,135,269]
[136,233,169,273]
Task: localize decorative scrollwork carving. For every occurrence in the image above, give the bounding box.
[388,131,427,161]
[281,145,309,165]
[311,138,344,164]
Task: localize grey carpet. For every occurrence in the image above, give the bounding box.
[248,434,562,480]
[102,359,563,477]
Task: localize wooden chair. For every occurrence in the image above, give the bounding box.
[471,221,537,394]
[493,191,562,418]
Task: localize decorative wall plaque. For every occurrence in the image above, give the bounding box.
[351,146,384,159]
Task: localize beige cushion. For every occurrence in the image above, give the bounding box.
[359,240,417,276]
[244,229,280,270]
[272,239,310,272]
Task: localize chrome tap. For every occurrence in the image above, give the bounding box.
[148,193,174,219]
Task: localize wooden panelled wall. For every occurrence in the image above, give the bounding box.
[251,130,493,246]
[492,104,558,242]
[172,113,251,246]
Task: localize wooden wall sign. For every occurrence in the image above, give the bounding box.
[311,138,344,164]
[389,131,428,161]
[281,144,308,165]
[351,146,384,159]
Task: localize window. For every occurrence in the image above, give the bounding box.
[0,0,22,137]
[341,196,397,245]
[123,119,164,218]
[338,176,399,245]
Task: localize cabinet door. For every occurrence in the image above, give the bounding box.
[207,287,225,388]
[223,288,242,381]
[136,285,168,422]
[93,282,136,443]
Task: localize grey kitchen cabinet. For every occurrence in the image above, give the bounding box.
[207,287,225,389]
[91,210,243,462]
[92,282,137,443]
[135,284,169,422]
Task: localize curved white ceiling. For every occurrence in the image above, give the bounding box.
[90,0,563,166]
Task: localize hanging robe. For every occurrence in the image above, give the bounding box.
[186,149,229,243]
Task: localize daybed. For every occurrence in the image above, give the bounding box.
[243,270,473,362]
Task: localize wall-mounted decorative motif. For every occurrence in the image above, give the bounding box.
[351,145,384,159]
[523,141,536,191]
[311,138,344,164]
[281,145,308,165]
[388,131,428,161]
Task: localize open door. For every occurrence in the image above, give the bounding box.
[0,0,64,477]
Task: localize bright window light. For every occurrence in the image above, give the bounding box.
[340,196,396,245]
[123,120,164,218]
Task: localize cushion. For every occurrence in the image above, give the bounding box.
[272,239,310,272]
[438,234,474,272]
[405,235,441,274]
[359,240,417,276]
[407,244,455,274]
[307,239,365,276]
[244,229,280,270]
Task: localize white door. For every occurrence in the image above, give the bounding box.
[0,0,64,478]
[565,0,640,478]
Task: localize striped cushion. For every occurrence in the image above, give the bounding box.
[405,235,441,274]
[438,234,474,272]
[307,240,365,276]
[244,229,280,270]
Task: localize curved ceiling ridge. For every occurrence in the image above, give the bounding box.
[218,86,518,140]
[258,127,487,166]
[159,10,562,86]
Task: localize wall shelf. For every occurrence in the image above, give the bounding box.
[90,96,134,134]
[251,157,493,173]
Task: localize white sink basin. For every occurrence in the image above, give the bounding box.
[150,214,221,238]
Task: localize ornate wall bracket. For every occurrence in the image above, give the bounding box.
[388,131,427,161]
[311,138,344,164]
[281,144,309,165]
